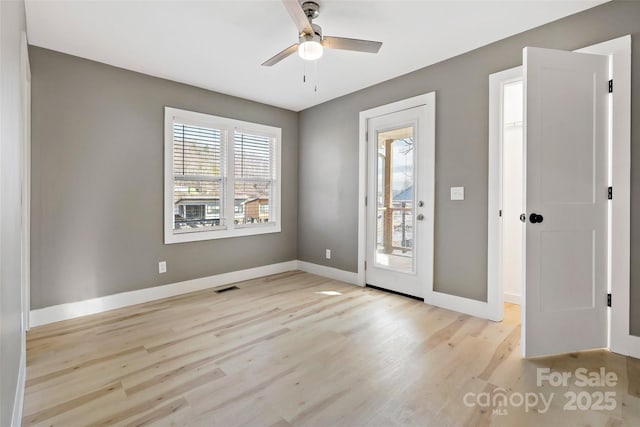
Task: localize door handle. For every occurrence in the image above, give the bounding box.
[520,213,526,223]
[417,214,424,221]
[529,213,544,224]
[418,201,424,207]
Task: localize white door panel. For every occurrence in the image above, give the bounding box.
[366,105,432,298]
[524,47,608,357]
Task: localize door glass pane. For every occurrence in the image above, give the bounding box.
[375,126,414,271]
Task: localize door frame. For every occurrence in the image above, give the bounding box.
[357,93,435,298]
[20,31,31,332]
[487,35,634,356]
[576,35,635,357]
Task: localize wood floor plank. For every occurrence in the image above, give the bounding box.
[26,345,146,388]
[22,382,124,425]
[477,325,521,381]
[93,368,224,426]
[121,397,189,427]
[627,356,640,398]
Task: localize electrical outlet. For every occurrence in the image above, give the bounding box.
[325,249,331,259]
[159,261,167,274]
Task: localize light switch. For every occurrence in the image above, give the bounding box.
[450,187,465,201]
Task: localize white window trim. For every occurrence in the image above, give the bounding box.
[164,107,281,244]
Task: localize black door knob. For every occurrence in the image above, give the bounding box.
[529,213,544,224]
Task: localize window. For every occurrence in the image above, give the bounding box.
[185,205,205,219]
[164,107,281,243]
[205,202,220,216]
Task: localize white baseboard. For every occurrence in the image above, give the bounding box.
[30,260,298,327]
[504,292,521,305]
[611,332,640,359]
[12,336,25,427]
[297,261,359,285]
[424,290,502,322]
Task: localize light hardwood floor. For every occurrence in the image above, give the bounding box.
[23,271,640,426]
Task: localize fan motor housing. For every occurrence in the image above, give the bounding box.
[312,23,322,38]
[302,1,320,20]
[300,23,322,44]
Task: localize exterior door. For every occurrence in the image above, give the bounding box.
[366,106,432,298]
[523,47,609,357]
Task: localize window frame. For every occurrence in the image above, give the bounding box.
[164,107,281,244]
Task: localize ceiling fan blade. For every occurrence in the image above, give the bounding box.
[282,0,314,35]
[322,36,382,54]
[262,44,299,67]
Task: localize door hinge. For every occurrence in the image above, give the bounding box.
[607,293,612,307]
[608,186,613,200]
[609,79,613,93]
[365,196,368,206]
[365,131,369,142]
[499,209,502,217]
[364,261,367,270]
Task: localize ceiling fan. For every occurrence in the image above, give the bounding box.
[262,0,383,66]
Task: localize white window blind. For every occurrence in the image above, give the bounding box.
[234,131,274,224]
[164,107,281,243]
[172,123,224,230]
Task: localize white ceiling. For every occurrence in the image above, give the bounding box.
[25,0,609,112]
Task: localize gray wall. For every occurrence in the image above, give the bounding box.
[298,0,640,309]
[30,47,298,309]
[1,0,27,424]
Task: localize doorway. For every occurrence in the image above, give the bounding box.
[493,70,524,307]
[359,94,435,298]
[487,35,632,358]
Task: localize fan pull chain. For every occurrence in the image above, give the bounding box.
[314,60,318,93]
[301,59,319,93]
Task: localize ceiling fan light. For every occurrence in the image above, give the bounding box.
[298,40,323,61]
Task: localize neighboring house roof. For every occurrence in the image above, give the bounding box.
[175,196,249,205]
[175,196,220,205]
[242,197,269,205]
[394,186,413,202]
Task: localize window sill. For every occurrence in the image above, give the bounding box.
[164,223,281,244]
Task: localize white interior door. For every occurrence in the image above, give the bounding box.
[366,106,431,298]
[523,47,609,357]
